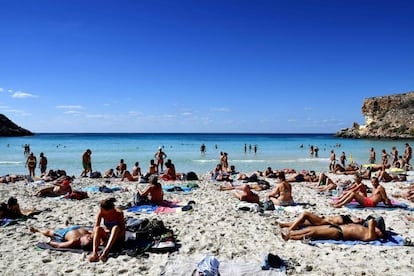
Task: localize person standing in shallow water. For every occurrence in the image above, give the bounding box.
[154,147,167,173]
[200,143,206,155]
[39,152,48,176]
[25,152,37,178]
[81,149,92,177]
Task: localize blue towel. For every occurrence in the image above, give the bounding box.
[346,201,409,210]
[163,185,193,193]
[310,232,405,246]
[127,205,158,213]
[80,186,121,193]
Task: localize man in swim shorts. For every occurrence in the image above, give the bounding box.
[332,176,392,208]
[30,225,93,249]
[281,216,387,242]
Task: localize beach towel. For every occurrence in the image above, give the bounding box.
[80,185,121,193]
[160,258,286,276]
[163,185,194,193]
[127,200,182,214]
[309,231,405,246]
[333,198,410,210]
[1,210,44,227]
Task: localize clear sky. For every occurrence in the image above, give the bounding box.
[1,0,413,133]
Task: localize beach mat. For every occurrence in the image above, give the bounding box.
[345,201,409,210]
[127,200,182,214]
[309,232,405,246]
[161,258,286,276]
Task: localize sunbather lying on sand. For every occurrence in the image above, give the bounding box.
[30,225,93,249]
[278,211,365,230]
[35,177,72,197]
[233,184,261,204]
[281,216,387,242]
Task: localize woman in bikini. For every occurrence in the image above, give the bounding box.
[278,211,364,230]
[89,198,125,262]
[25,152,37,178]
[266,171,294,206]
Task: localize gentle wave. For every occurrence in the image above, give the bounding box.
[0,161,23,165]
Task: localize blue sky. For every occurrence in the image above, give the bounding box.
[1,0,413,133]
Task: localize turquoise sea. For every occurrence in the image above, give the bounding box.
[1,133,413,177]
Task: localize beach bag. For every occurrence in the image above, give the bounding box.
[263,200,275,211]
[126,217,150,232]
[90,171,102,178]
[133,193,150,206]
[150,229,176,253]
[186,171,198,181]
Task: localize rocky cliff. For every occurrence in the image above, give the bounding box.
[335,91,414,139]
[0,114,34,136]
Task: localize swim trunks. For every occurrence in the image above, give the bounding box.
[53,225,80,242]
[363,197,375,207]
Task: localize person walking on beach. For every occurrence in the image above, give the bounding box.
[25,152,37,178]
[81,149,92,177]
[154,147,167,173]
[89,198,125,262]
[391,146,399,167]
[329,150,336,172]
[39,152,48,176]
[404,143,412,167]
[339,151,347,168]
[369,147,376,164]
[381,149,390,166]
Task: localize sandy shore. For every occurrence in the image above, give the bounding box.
[1,172,414,275]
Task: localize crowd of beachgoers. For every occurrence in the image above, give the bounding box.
[1,144,414,275]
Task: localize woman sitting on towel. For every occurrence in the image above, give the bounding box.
[266,171,294,206]
[89,198,126,262]
[136,175,164,204]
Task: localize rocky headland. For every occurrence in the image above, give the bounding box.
[0,114,33,136]
[335,91,414,139]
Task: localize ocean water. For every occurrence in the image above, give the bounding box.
[0,133,413,177]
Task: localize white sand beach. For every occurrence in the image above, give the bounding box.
[1,172,414,275]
